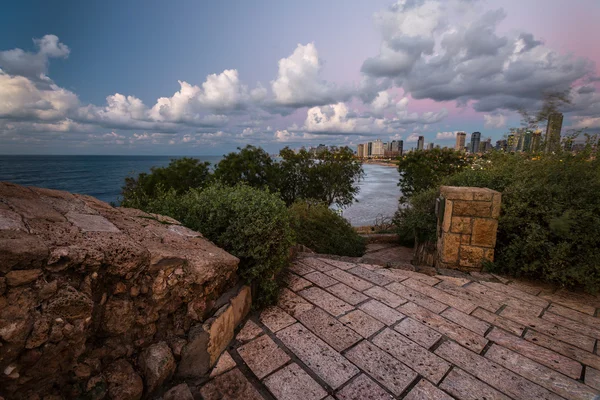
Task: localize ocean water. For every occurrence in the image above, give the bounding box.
[0,155,400,225]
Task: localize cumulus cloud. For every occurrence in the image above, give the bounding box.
[0,34,69,79]
[483,113,507,129]
[406,133,420,143]
[271,43,349,107]
[362,0,597,115]
[436,131,457,140]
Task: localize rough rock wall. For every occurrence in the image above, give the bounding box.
[0,182,245,399]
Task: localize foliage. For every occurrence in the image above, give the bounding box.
[289,200,366,257]
[120,157,211,209]
[213,145,279,191]
[397,148,473,203]
[138,183,294,308]
[278,146,364,208]
[393,188,438,246]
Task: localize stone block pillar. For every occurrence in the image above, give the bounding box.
[436,186,501,271]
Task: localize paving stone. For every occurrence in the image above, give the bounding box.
[298,287,354,317]
[237,334,290,379]
[436,281,503,313]
[209,351,237,378]
[394,317,442,349]
[404,378,454,400]
[339,309,385,338]
[585,367,600,391]
[296,307,362,352]
[378,268,441,286]
[260,306,297,332]
[347,266,393,286]
[277,323,359,389]
[363,286,406,308]
[318,258,355,270]
[263,363,328,400]
[359,263,386,270]
[289,262,315,276]
[540,289,599,316]
[435,340,563,400]
[326,283,369,305]
[402,279,477,313]
[439,368,511,400]
[385,282,448,313]
[335,374,393,400]
[200,368,265,400]
[471,307,525,336]
[345,340,418,396]
[236,320,263,343]
[481,281,550,309]
[359,299,405,326]
[501,306,595,351]
[507,280,544,295]
[441,307,490,336]
[277,288,314,317]
[303,271,339,288]
[399,302,488,353]
[283,272,313,292]
[542,310,600,340]
[435,275,472,287]
[485,328,582,379]
[524,330,600,370]
[324,268,374,291]
[299,257,336,272]
[486,344,598,400]
[547,303,600,331]
[375,268,411,282]
[372,328,451,384]
[466,282,545,316]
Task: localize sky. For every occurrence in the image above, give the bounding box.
[1,0,599,155]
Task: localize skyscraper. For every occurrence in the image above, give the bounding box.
[427,143,434,150]
[371,139,385,157]
[545,112,563,153]
[417,136,425,151]
[367,142,373,157]
[470,132,481,153]
[522,130,533,152]
[398,140,404,156]
[455,132,466,151]
[357,144,365,158]
[531,130,542,152]
[507,133,517,152]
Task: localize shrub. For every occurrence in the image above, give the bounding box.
[213,145,279,192]
[289,200,366,257]
[136,184,294,307]
[120,157,211,209]
[397,148,473,203]
[393,188,438,246]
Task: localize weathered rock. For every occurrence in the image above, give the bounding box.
[0,183,243,399]
[104,359,143,400]
[5,269,42,287]
[138,342,176,394]
[163,383,194,400]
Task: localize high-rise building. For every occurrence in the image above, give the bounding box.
[531,130,542,152]
[397,140,404,156]
[470,132,481,153]
[545,112,563,152]
[522,130,533,152]
[367,142,373,157]
[384,140,402,158]
[357,144,365,158]
[481,138,492,152]
[495,140,507,151]
[507,134,517,152]
[417,136,425,151]
[371,139,385,157]
[455,132,466,151]
[427,143,434,150]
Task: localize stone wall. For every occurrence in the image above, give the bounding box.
[0,182,251,399]
[436,186,501,271]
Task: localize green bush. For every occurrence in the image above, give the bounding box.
[137,184,294,307]
[120,157,212,209]
[393,188,438,246]
[289,201,366,257]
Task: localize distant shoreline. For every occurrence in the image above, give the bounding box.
[361,160,398,168]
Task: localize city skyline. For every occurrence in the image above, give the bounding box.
[1,0,599,155]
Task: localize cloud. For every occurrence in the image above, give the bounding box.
[483,113,507,129]
[406,133,420,143]
[436,131,457,140]
[0,34,69,79]
[271,43,349,107]
[362,0,597,115]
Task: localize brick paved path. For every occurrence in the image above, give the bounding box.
[198,256,600,400]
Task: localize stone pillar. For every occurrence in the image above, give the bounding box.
[436,186,501,272]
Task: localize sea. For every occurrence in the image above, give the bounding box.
[0,155,400,226]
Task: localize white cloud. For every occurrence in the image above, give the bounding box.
[371,90,391,115]
[436,131,457,140]
[0,34,70,79]
[271,43,346,107]
[406,133,420,143]
[303,103,357,133]
[483,114,507,129]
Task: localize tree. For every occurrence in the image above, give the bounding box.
[213,145,279,191]
[120,157,211,208]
